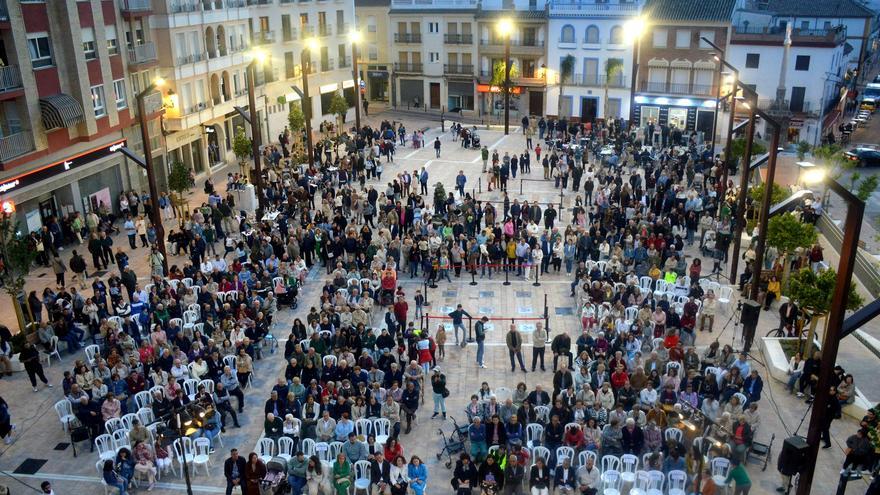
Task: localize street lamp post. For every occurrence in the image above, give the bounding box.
[796,169,865,495]
[135,79,168,275]
[728,102,756,283]
[498,18,514,135]
[350,31,363,133]
[720,87,737,200]
[301,39,318,168]
[748,125,781,304]
[245,50,267,216]
[626,17,646,127]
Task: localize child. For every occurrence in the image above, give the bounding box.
[434,324,446,361]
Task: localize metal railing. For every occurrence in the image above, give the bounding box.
[444,64,474,75]
[246,0,272,5]
[0,66,22,93]
[320,58,335,71]
[394,33,422,43]
[318,24,333,37]
[282,27,297,41]
[444,34,473,44]
[128,42,157,65]
[572,73,626,88]
[338,56,352,68]
[391,0,476,5]
[170,0,200,12]
[176,51,205,65]
[0,131,34,163]
[394,62,423,73]
[480,38,544,47]
[641,81,714,95]
[118,0,151,11]
[548,0,639,13]
[253,30,275,45]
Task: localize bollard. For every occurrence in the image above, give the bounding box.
[470,268,478,286]
[423,279,430,306]
[520,180,524,195]
[533,264,541,287]
[467,317,474,343]
[478,177,482,194]
[544,294,551,343]
[503,264,511,286]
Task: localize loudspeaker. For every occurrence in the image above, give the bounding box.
[778,436,809,476]
[740,299,761,327]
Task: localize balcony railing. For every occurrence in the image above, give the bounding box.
[571,73,626,88]
[318,25,333,37]
[391,0,477,6]
[394,33,422,43]
[394,62,423,73]
[0,131,34,164]
[757,98,815,114]
[170,0,200,12]
[444,64,474,75]
[128,42,157,65]
[302,25,316,37]
[176,51,205,65]
[246,0,272,5]
[252,31,275,45]
[118,0,152,11]
[0,66,22,93]
[548,0,639,15]
[731,25,845,44]
[444,34,473,44]
[641,81,714,96]
[338,56,352,68]
[338,23,350,35]
[320,59,335,72]
[282,27,297,41]
[480,38,544,47]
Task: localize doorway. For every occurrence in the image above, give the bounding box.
[38,197,57,224]
[429,83,440,109]
[529,90,544,116]
[580,97,598,123]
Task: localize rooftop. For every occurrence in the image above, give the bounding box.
[643,0,736,22]
[742,0,874,18]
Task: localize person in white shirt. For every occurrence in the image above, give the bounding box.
[576,456,600,495]
[213,254,228,273]
[639,382,658,408]
[200,260,214,274]
[170,359,189,381]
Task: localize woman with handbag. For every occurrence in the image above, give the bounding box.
[431,367,448,419]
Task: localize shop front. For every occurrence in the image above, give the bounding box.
[477,84,523,118]
[447,81,475,112]
[632,95,717,144]
[164,126,207,179]
[366,68,389,101]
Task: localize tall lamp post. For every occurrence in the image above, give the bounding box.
[498,18,514,135]
[796,168,865,495]
[135,78,168,274]
[300,38,319,168]
[350,31,363,132]
[625,17,646,127]
[246,48,268,216]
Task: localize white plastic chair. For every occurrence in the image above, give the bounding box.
[630,470,651,495]
[601,455,620,480]
[625,306,638,324]
[667,470,687,495]
[173,437,196,474]
[135,391,153,410]
[355,418,373,438]
[526,423,544,449]
[646,470,665,495]
[41,336,62,366]
[578,450,597,469]
[199,379,215,394]
[223,355,237,369]
[322,355,337,367]
[105,417,124,434]
[112,429,131,452]
[183,379,199,397]
[137,407,155,426]
[149,385,165,400]
[277,436,295,462]
[620,454,639,484]
[257,437,275,464]
[710,457,731,486]
[315,442,332,462]
[301,438,316,457]
[354,459,371,494]
[54,400,77,432]
[182,278,193,288]
[95,434,116,461]
[532,446,550,467]
[85,344,100,367]
[373,418,390,445]
[534,405,550,424]
[602,469,622,495]
[556,446,575,465]
[664,427,683,444]
[717,286,733,311]
[120,413,139,431]
[733,392,749,409]
[665,361,681,374]
[193,437,212,475]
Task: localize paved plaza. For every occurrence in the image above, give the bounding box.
[0,109,870,495]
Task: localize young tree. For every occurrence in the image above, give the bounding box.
[730,137,767,163]
[558,55,575,118]
[796,141,812,161]
[329,91,350,127]
[766,212,817,288]
[788,267,863,354]
[232,126,252,177]
[0,214,37,333]
[167,160,191,219]
[490,60,521,117]
[603,59,624,121]
[287,101,306,163]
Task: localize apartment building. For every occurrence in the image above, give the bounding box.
[546,0,641,121]
[354,0,391,102]
[0,0,147,232]
[632,0,736,143]
[477,0,548,117]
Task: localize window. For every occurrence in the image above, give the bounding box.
[91,84,106,117]
[561,25,575,43]
[106,25,119,55]
[428,22,439,33]
[368,44,378,61]
[367,16,377,33]
[795,55,810,71]
[652,28,667,48]
[609,26,622,44]
[675,30,690,48]
[113,79,127,109]
[82,27,96,60]
[800,21,810,30]
[585,25,599,44]
[27,33,53,68]
[745,53,760,69]
[429,52,439,63]
[698,30,714,49]
[823,21,832,29]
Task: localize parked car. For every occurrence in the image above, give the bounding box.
[845,147,880,167]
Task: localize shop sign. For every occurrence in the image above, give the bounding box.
[368,71,389,79]
[789,119,804,129]
[0,139,127,195]
[476,84,523,94]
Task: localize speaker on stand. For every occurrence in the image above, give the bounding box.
[740,299,761,353]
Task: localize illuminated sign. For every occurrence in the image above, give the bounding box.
[0,139,127,195]
[476,84,523,94]
[1,201,14,214]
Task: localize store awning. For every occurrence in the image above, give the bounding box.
[40,94,85,131]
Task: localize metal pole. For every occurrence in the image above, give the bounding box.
[302,50,316,168]
[246,62,266,216]
[628,38,640,126]
[729,108,756,282]
[503,263,511,286]
[176,413,195,495]
[533,263,540,287]
[544,293,550,343]
[136,90,168,274]
[504,35,511,136]
[796,184,864,495]
[720,93,737,201]
[423,278,429,306]
[520,179,523,195]
[352,40,362,132]
[749,126,781,302]
[710,62,723,157]
[470,268,477,286]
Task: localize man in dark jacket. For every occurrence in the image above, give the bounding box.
[553,456,577,494]
[552,364,574,400]
[224,448,247,495]
[370,453,392,493]
[551,332,572,371]
[401,381,420,434]
[621,418,644,455]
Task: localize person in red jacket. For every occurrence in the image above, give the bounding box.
[393,297,409,329]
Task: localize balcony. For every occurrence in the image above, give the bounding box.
[252,31,275,45]
[302,25,316,37]
[731,25,846,46]
[444,34,473,44]
[757,98,815,114]
[118,0,152,17]
[394,63,423,73]
[640,81,714,96]
[338,23,350,35]
[282,27,297,42]
[394,33,422,43]
[176,51,206,65]
[444,64,474,75]
[479,37,544,55]
[246,0,272,5]
[391,0,477,7]
[548,0,639,17]
[170,0,200,12]
[318,24,333,37]
[0,131,34,165]
[338,56,352,68]
[320,59,335,72]
[571,73,626,88]
[0,66,22,94]
[128,42,158,68]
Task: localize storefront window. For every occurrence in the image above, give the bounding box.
[640,106,660,128]
[668,107,688,130]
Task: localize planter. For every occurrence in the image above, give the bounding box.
[760,336,871,419]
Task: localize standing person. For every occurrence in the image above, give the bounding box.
[0,396,13,445]
[19,342,51,392]
[506,324,527,373]
[70,250,88,289]
[474,316,488,368]
[531,322,547,372]
[431,366,448,419]
[456,171,467,198]
[481,146,489,173]
[245,452,267,495]
[51,255,67,286]
[434,137,441,158]
[821,386,842,448]
[447,304,472,346]
[223,449,247,495]
[724,458,751,495]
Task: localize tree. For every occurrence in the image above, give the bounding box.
[0,214,37,333]
[788,267,863,353]
[749,182,791,206]
[328,91,350,126]
[603,59,624,121]
[767,212,817,289]
[730,137,767,163]
[490,60,521,117]
[557,55,575,118]
[232,126,252,178]
[167,160,191,219]
[287,102,307,164]
[856,175,879,202]
[796,141,812,161]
